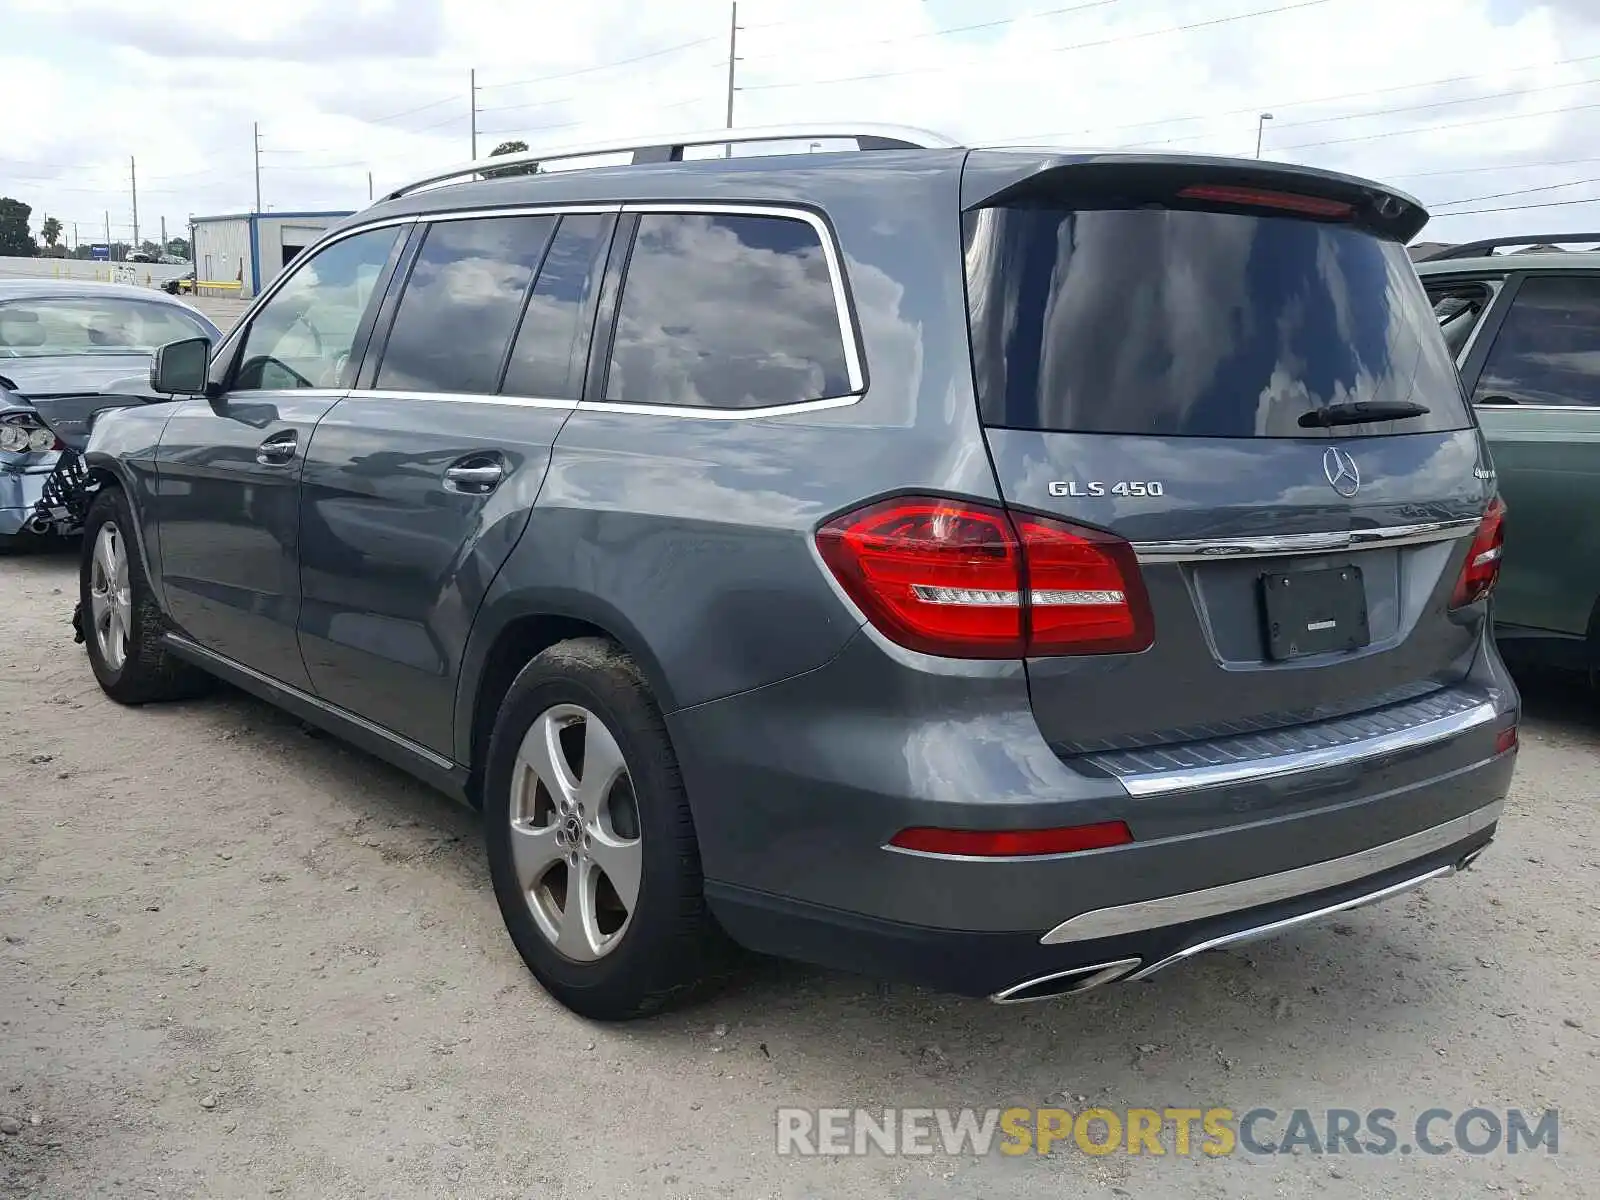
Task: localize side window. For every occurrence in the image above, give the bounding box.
[501,213,612,400]
[375,215,558,394]
[1473,275,1600,407]
[1426,281,1494,361]
[235,226,401,391]
[604,212,854,410]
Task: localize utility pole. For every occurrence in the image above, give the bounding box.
[1255,112,1273,159]
[724,2,740,156]
[104,211,111,262]
[253,121,263,213]
[470,68,478,160]
[130,156,139,252]
[160,215,167,257]
[72,222,78,252]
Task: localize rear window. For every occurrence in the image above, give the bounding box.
[0,297,210,357]
[964,206,1470,437]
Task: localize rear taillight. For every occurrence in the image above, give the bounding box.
[814,496,1153,659]
[1450,497,1506,609]
[1177,183,1353,220]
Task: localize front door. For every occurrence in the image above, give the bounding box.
[154,224,408,689]
[296,211,614,754]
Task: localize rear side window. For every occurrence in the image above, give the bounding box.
[604,212,853,410]
[502,213,612,400]
[376,215,557,394]
[964,206,1471,437]
[1426,281,1495,360]
[1472,275,1600,407]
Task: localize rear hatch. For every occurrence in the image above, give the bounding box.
[960,153,1496,753]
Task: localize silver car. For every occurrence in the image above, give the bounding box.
[0,279,221,550]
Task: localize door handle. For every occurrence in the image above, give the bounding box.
[443,461,505,493]
[256,431,298,465]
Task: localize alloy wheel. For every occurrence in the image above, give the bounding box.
[509,704,643,962]
[89,522,132,672]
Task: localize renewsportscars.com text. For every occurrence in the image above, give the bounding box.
[775,1106,1560,1158]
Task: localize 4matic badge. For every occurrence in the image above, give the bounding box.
[1048,480,1166,498]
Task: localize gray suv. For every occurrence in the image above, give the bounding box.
[66,124,1519,1020]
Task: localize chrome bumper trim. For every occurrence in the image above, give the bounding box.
[1132,518,1479,564]
[1040,799,1503,946]
[1126,862,1461,981]
[1111,700,1499,797]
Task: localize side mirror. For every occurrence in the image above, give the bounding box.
[149,336,212,396]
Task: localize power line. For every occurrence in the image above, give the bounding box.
[736,0,1125,67]
[739,0,1335,92]
[1424,194,1600,218]
[479,35,718,92]
[988,51,1600,146]
[1389,154,1600,181]
[1119,73,1600,150]
[1431,174,1600,208]
[1275,97,1600,152]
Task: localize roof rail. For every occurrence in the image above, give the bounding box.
[380,123,963,201]
[1420,232,1600,261]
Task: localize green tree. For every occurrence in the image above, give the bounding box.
[167,237,190,259]
[0,198,38,257]
[40,216,63,250]
[483,139,535,179]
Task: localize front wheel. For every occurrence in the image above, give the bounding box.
[79,487,212,704]
[483,638,734,1020]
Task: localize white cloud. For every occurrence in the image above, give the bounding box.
[3,0,1597,248]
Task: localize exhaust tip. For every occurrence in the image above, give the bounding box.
[1456,842,1492,872]
[24,514,54,536]
[990,957,1142,1004]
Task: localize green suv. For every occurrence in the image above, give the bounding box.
[1417,235,1600,673]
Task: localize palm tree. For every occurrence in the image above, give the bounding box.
[40,216,63,250]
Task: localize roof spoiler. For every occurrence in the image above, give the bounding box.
[1416,233,1600,261]
[962,151,1430,242]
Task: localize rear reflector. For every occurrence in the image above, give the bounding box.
[1450,496,1506,608]
[889,821,1134,858]
[815,496,1153,659]
[1177,183,1354,219]
[1495,725,1518,756]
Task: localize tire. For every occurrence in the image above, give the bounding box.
[483,637,735,1020]
[79,486,213,705]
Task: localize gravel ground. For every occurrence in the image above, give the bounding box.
[3,545,1598,1198]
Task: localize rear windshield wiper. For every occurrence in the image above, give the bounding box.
[1298,400,1431,428]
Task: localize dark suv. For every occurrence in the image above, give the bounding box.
[66,124,1518,1019]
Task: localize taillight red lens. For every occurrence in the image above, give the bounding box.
[1451,497,1506,609]
[815,496,1153,659]
[1177,183,1353,219]
[1013,514,1154,655]
[889,820,1133,857]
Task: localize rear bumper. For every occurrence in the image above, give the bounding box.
[0,467,51,538]
[670,624,1519,995]
[707,805,1498,999]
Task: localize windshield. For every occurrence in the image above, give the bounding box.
[964,204,1471,438]
[0,297,210,358]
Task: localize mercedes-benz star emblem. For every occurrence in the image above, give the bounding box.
[1323,447,1360,498]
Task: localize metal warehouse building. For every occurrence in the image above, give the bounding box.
[190,211,354,298]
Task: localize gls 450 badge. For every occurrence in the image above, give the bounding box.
[1048,480,1166,498]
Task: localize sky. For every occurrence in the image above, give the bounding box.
[3,0,1598,250]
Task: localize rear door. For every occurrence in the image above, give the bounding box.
[1458,271,1600,640]
[295,209,615,755]
[960,169,1493,751]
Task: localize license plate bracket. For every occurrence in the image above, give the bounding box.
[1260,565,1370,661]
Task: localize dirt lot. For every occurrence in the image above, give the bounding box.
[2,541,1597,1199]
